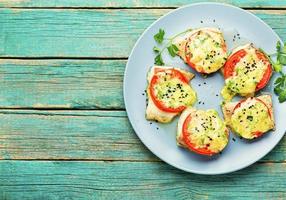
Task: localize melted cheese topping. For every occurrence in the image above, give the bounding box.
[153,74,196,109]
[187,30,227,73]
[174,28,227,74]
[224,44,268,97]
[146,66,196,123]
[230,98,274,139]
[177,108,228,153]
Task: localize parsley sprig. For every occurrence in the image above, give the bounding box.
[270,41,286,103]
[274,72,286,103]
[153,28,191,65]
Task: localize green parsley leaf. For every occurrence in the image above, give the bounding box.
[167,44,179,57]
[154,54,164,66]
[276,41,286,65]
[279,54,286,65]
[274,72,286,103]
[273,61,282,72]
[278,89,286,103]
[274,87,283,95]
[283,42,286,52]
[275,76,283,85]
[153,46,160,53]
[154,29,165,44]
[276,41,281,52]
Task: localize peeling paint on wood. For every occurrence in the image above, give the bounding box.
[0,110,284,162]
[0,59,125,109]
[0,9,285,57]
[0,161,286,199]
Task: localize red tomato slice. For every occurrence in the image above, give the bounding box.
[223,49,247,78]
[253,131,263,138]
[232,97,272,138]
[224,48,272,91]
[255,50,272,91]
[149,69,189,113]
[182,114,215,156]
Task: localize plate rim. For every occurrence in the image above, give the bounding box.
[123,2,284,175]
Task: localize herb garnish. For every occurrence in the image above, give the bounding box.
[271,42,286,103]
[262,41,286,103]
[153,28,192,65]
[274,72,286,103]
[154,28,165,44]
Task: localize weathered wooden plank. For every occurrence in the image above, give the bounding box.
[0,59,125,109]
[0,110,156,161]
[0,0,285,8]
[0,110,284,162]
[1,161,286,199]
[0,9,286,57]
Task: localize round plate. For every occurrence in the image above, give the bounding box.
[124,2,286,174]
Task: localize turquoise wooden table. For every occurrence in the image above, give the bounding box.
[0,1,286,199]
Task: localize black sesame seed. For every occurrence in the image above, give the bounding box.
[200,20,203,23]
[232,138,236,142]
[247,116,253,121]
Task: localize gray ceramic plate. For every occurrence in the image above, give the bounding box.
[124,2,286,174]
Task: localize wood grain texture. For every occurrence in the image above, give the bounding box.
[0,110,155,161]
[0,59,125,109]
[0,110,284,162]
[1,160,286,200]
[0,9,286,58]
[0,0,285,8]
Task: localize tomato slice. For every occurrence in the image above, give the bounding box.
[182,114,215,156]
[255,50,272,91]
[232,97,272,138]
[253,131,263,138]
[223,48,272,91]
[223,49,247,78]
[149,69,189,113]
